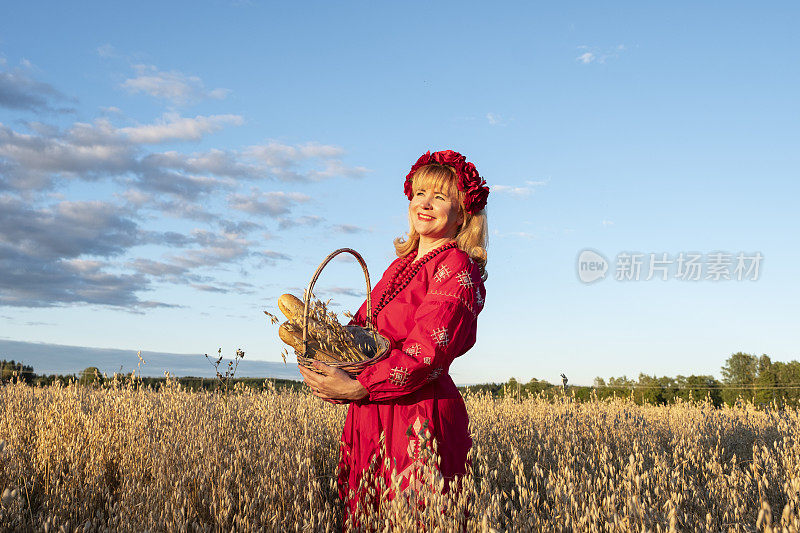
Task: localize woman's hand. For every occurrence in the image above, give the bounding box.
[297,361,369,401]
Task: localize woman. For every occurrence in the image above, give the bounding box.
[297,149,489,525]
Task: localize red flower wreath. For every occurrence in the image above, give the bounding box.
[403,150,489,214]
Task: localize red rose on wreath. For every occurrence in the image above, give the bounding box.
[403,150,489,214]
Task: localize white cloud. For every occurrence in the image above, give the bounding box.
[228,190,310,216]
[602,219,614,227]
[492,185,533,197]
[277,215,323,230]
[169,229,252,269]
[492,178,549,197]
[261,250,291,261]
[508,231,537,239]
[576,45,625,65]
[332,224,366,234]
[486,112,502,125]
[96,44,116,58]
[121,64,230,105]
[246,141,369,182]
[0,63,74,113]
[120,113,243,144]
[246,141,344,167]
[208,88,232,99]
[0,65,373,308]
[1,117,368,196]
[525,178,551,187]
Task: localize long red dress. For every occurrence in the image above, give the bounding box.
[337,243,486,524]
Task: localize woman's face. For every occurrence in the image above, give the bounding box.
[409,184,463,241]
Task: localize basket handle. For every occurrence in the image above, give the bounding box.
[302,248,375,352]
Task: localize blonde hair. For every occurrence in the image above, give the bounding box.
[394,164,489,280]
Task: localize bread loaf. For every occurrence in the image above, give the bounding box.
[278,293,332,337]
[278,294,305,320]
[278,322,340,363]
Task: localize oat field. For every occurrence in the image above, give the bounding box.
[1,377,799,532]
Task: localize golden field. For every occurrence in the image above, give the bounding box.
[1,377,799,532]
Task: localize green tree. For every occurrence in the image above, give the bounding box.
[80,366,101,385]
[524,378,553,396]
[675,375,723,406]
[505,377,521,399]
[608,375,635,388]
[754,354,777,405]
[774,360,800,406]
[721,352,757,404]
[637,373,667,404]
[0,359,35,382]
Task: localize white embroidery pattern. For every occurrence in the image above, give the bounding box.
[423,356,432,365]
[433,265,451,283]
[428,290,477,316]
[476,287,484,307]
[405,416,424,458]
[456,269,473,288]
[431,327,449,347]
[396,417,444,496]
[404,344,422,358]
[388,366,410,387]
[427,367,443,382]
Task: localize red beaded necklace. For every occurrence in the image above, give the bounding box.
[371,241,458,324]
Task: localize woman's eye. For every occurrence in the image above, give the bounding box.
[436,195,445,200]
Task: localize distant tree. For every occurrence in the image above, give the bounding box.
[608,375,635,388]
[721,352,757,404]
[0,360,13,380]
[636,374,664,404]
[80,366,101,385]
[774,360,800,406]
[754,354,777,405]
[676,375,723,406]
[721,352,757,384]
[1,359,35,382]
[505,377,521,399]
[593,377,606,388]
[525,377,552,395]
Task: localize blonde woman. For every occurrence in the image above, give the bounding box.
[298,150,489,525]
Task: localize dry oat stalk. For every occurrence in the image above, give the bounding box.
[267,292,377,363]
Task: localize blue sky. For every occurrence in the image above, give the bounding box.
[1,1,798,385]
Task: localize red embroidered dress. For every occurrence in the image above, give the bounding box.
[338,243,486,521]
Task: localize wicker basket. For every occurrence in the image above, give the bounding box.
[295,248,391,377]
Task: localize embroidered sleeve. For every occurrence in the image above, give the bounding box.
[355,256,484,402]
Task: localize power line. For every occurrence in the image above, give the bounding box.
[572,384,800,390]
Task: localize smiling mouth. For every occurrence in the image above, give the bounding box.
[417,213,435,221]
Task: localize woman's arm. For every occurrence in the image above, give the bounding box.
[297,361,368,402]
[355,255,484,402]
[298,253,484,403]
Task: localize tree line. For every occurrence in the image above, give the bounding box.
[464,352,800,408]
[0,360,303,392]
[2,351,799,407]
